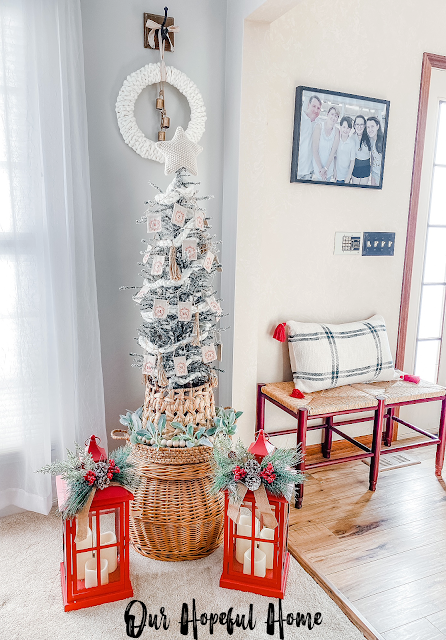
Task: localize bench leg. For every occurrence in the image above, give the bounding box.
[256,383,266,434]
[369,397,386,491]
[322,416,333,459]
[435,398,446,477]
[295,407,308,509]
[384,408,394,447]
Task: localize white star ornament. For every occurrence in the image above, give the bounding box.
[156,126,203,176]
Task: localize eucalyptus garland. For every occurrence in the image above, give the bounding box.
[212,439,304,504]
[38,445,138,520]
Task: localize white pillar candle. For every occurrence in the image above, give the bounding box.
[243,547,266,578]
[76,527,93,580]
[235,515,261,563]
[84,558,109,589]
[100,531,118,573]
[259,527,275,569]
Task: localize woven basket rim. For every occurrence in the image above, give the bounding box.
[132,443,214,465]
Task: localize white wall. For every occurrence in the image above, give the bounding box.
[231,0,446,444]
[80,0,227,442]
[220,0,300,411]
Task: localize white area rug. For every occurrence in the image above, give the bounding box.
[0,510,364,639]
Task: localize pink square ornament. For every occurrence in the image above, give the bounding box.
[153,299,168,319]
[206,296,222,316]
[178,301,192,322]
[195,211,205,231]
[147,214,162,234]
[203,251,215,273]
[182,238,198,261]
[201,344,217,364]
[151,255,165,276]
[173,356,188,377]
[143,354,156,375]
[172,204,187,228]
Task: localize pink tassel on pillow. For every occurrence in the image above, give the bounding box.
[290,388,305,399]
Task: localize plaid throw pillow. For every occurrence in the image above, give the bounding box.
[287,314,394,393]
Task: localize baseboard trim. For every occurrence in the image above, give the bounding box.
[289,547,386,640]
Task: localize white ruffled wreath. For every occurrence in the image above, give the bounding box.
[115,62,206,162]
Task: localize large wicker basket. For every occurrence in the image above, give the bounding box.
[111,436,224,562]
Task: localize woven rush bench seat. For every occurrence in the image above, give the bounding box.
[351,379,446,402]
[256,379,446,509]
[261,381,379,415]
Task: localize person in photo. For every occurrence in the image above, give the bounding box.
[312,106,340,181]
[367,116,384,186]
[334,116,355,183]
[297,94,322,180]
[351,115,371,185]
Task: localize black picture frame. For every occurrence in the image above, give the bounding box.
[290,86,390,189]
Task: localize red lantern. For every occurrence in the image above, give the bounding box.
[56,476,134,611]
[220,429,291,597]
[219,489,290,598]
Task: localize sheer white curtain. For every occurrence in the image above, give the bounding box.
[0,0,107,515]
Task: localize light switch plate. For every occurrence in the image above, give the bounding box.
[362,232,395,256]
[334,232,362,255]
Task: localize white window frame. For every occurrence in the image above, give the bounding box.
[413,100,446,384]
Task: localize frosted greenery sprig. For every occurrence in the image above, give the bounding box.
[212,439,255,503]
[37,445,138,520]
[38,444,95,483]
[212,438,303,503]
[259,448,304,501]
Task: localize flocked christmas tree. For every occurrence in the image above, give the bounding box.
[124,127,224,429]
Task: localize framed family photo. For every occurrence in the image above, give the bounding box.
[290,86,390,189]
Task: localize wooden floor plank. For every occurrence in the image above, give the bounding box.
[326,540,446,600]
[288,522,341,553]
[289,546,386,640]
[352,572,446,632]
[293,468,446,519]
[305,514,446,574]
[308,445,437,489]
[427,610,446,635]
[383,619,446,640]
[290,479,446,535]
[287,444,446,639]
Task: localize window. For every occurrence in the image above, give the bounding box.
[414,101,446,383]
[0,5,29,454]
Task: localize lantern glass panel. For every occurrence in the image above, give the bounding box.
[91,508,122,584]
[229,497,279,580]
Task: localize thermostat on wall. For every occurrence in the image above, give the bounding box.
[334,232,362,255]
